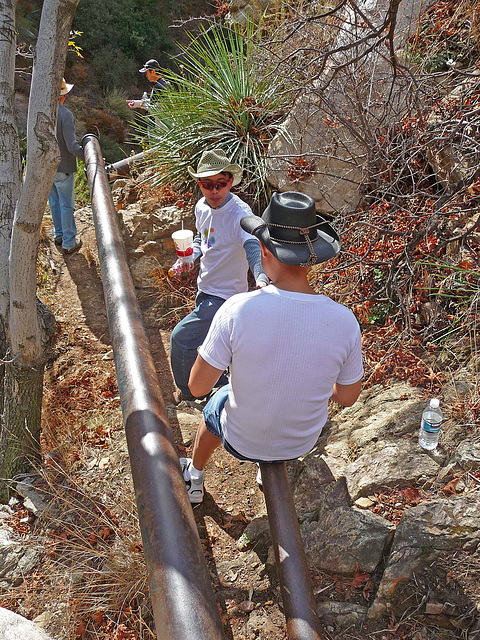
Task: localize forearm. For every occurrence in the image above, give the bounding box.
[243,238,269,286]
[193,233,202,261]
[189,355,224,398]
[330,379,362,407]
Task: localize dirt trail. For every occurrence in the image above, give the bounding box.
[41,208,288,640]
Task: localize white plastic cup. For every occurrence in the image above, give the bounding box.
[172,229,194,267]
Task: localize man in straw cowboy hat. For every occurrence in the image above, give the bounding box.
[179,191,363,503]
[48,78,84,254]
[170,148,269,403]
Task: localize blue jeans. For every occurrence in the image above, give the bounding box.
[203,385,294,464]
[48,172,77,250]
[170,291,228,397]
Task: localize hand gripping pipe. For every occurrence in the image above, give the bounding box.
[260,462,324,640]
[82,134,225,640]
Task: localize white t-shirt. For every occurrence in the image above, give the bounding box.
[195,194,254,300]
[199,285,364,461]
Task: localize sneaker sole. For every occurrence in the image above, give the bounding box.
[180,458,204,503]
[64,239,83,255]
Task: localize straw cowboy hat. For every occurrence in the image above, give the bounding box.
[241,191,341,266]
[60,78,74,96]
[187,149,243,187]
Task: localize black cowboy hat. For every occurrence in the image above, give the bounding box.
[240,192,341,266]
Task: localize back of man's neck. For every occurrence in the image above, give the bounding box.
[270,279,317,295]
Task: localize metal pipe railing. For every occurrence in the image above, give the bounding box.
[83,133,324,640]
[82,134,225,640]
[105,149,155,177]
[260,462,324,640]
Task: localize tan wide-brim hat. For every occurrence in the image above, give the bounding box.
[60,78,74,95]
[188,148,243,186]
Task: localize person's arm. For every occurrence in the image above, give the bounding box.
[192,232,202,261]
[61,110,84,160]
[189,354,224,398]
[330,379,362,407]
[243,238,269,288]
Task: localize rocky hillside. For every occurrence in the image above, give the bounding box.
[3,0,480,638]
[1,168,480,639]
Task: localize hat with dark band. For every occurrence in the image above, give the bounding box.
[240,192,341,266]
[188,148,243,187]
[139,59,160,73]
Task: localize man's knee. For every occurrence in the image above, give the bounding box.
[170,317,189,348]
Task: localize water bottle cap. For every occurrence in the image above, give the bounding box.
[430,398,440,409]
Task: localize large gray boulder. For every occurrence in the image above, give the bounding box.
[292,458,394,575]
[368,491,480,621]
[266,0,428,213]
[0,608,55,640]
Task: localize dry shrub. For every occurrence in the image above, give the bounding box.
[147,266,197,330]
[83,109,126,143]
[408,0,480,71]
[69,61,89,86]
[1,462,155,640]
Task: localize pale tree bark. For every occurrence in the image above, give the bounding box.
[0,0,22,413]
[0,0,80,498]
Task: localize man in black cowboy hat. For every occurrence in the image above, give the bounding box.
[179,191,363,503]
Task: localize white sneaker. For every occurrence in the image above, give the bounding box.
[180,457,205,504]
[256,464,262,487]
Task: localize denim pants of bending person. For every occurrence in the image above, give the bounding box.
[170,291,229,397]
[48,172,77,250]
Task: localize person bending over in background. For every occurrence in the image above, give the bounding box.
[48,78,84,255]
[126,59,168,111]
[170,148,269,403]
[179,191,363,503]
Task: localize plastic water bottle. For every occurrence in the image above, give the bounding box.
[418,398,443,450]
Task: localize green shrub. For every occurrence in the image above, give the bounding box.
[89,46,139,91]
[97,136,131,164]
[72,0,174,91]
[105,88,136,123]
[75,162,90,208]
[135,22,294,211]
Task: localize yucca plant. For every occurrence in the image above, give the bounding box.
[134,22,295,212]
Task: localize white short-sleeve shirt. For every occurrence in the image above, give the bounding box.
[195,194,254,300]
[199,285,363,461]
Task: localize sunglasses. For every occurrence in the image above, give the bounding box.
[197,179,230,191]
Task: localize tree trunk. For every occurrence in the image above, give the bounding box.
[9,0,79,363]
[0,0,80,498]
[0,316,6,415]
[0,300,55,501]
[0,0,24,478]
[0,0,21,323]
